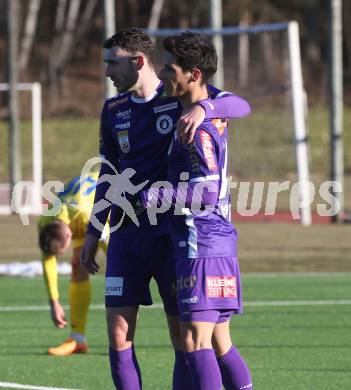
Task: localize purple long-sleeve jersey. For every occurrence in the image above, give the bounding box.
[87,82,250,239]
[142,117,239,258]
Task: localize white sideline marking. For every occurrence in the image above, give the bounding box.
[0,382,81,390]
[245,300,351,307]
[1,300,351,313]
[244,271,351,277]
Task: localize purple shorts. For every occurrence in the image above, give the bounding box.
[175,256,242,323]
[180,309,234,323]
[105,236,178,316]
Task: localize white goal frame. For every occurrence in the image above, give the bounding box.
[147,21,312,225]
[0,82,42,215]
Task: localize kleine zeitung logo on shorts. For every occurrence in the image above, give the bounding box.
[206,276,237,298]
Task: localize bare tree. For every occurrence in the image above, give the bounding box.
[261,33,274,82]
[57,0,81,71]
[49,0,68,96]
[49,0,83,105]
[55,0,68,31]
[148,0,164,30]
[64,0,98,66]
[238,1,250,88]
[19,0,42,71]
[128,0,139,26]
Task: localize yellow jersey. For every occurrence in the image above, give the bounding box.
[38,172,103,300]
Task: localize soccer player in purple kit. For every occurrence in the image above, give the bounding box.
[80,28,250,390]
[140,32,253,390]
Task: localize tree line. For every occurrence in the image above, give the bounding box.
[0,0,349,115]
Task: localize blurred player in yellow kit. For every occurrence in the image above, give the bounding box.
[38,171,108,356]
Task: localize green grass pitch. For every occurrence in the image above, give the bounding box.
[0,274,351,389]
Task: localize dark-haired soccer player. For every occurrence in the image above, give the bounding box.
[80,28,250,390]
[140,32,253,390]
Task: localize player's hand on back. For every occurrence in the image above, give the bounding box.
[176,104,205,144]
[50,299,67,328]
[80,233,100,275]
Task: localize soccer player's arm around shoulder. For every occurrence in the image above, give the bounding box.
[203,85,251,119]
[178,88,251,144]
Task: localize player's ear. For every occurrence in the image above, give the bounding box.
[135,55,144,70]
[189,68,201,82]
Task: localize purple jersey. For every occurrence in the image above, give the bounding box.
[88,83,181,238]
[87,82,250,239]
[167,118,237,258]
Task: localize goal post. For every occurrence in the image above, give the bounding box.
[147,21,312,225]
[0,82,42,215]
[287,21,311,225]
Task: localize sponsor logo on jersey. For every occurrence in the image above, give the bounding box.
[211,118,226,136]
[153,102,178,113]
[156,114,173,134]
[105,277,124,296]
[116,109,132,119]
[184,142,201,174]
[115,121,131,130]
[181,295,199,304]
[206,276,237,298]
[200,130,217,171]
[117,130,130,153]
[108,96,128,109]
[171,275,197,295]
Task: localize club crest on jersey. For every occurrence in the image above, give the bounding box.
[211,118,226,136]
[117,130,130,153]
[156,114,173,134]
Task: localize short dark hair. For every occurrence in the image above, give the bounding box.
[163,32,217,83]
[39,221,66,256]
[103,28,155,63]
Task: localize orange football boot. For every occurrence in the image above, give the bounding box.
[48,338,88,356]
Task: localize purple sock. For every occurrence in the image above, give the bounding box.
[217,345,252,390]
[173,350,193,390]
[109,346,142,390]
[185,349,222,390]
